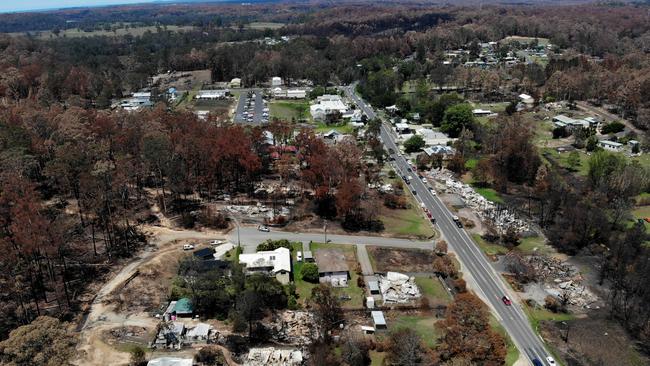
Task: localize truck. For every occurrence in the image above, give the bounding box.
[452,215,463,228]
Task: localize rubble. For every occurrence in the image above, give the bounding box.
[266,310,320,345]
[431,169,529,234]
[526,255,599,308]
[245,347,303,366]
[378,272,421,303]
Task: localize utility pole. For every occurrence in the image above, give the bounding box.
[324,219,328,243]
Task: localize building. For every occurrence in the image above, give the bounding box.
[368,279,380,295]
[472,108,497,117]
[271,76,283,87]
[303,251,314,262]
[186,323,213,343]
[598,140,624,151]
[132,91,151,99]
[167,88,179,101]
[416,128,454,145]
[173,298,193,317]
[147,357,193,366]
[239,247,292,284]
[195,90,229,99]
[371,310,387,330]
[518,93,535,105]
[395,122,410,134]
[286,89,307,99]
[310,94,348,121]
[314,249,349,287]
[424,145,455,156]
[552,115,590,130]
[366,296,375,309]
[230,78,242,88]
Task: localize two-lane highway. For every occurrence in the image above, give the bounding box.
[343,85,552,365]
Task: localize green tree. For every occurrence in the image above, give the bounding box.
[129,346,147,366]
[586,135,599,152]
[441,104,475,138]
[300,263,319,283]
[0,316,77,366]
[403,134,426,153]
[566,151,581,171]
[601,121,625,134]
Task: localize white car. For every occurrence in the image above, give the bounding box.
[421,177,427,183]
[297,251,302,262]
[182,244,195,250]
[258,225,270,232]
[209,240,224,246]
[546,357,556,366]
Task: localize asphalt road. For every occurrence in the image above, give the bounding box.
[233,88,266,125]
[343,85,552,366]
[227,227,432,254]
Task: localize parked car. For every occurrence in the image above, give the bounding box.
[532,359,543,366]
[257,225,270,232]
[426,212,432,218]
[183,244,195,250]
[502,295,512,306]
[209,240,224,246]
[297,251,302,262]
[422,177,427,183]
[411,190,417,195]
[546,357,556,366]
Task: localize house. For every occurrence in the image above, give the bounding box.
[193,248,216,260]
[366,296,375,309]
[518,93,535,105]
[154,322,186,348]
[395,122,410,134]
[411,112,420,122]
[424,145,455,156]
[314,249,349,287]
[416,128,454,145]
[368,280,380,295]
[385,105,399,114]
[598,140,624,151]
[230,78,242,88]
[147,357,193,366]
[310,95,348,121]
[322,129,342,140]
[371,310,387,330]
[167,88,179,101]
[190,259,232,276]
[361,325,375,335]
[195,110,209,120]
[195,90,229,99]
[553,115,590,130]
[133,91,152,99]
[239,247,292,284]
[271,76,283,87]
[186,323,213,343]
[472,108,496,117]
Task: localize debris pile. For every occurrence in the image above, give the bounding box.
[245,347,303,366]
[432,170,529,234]
[267,311,320,345]
[379,272,421,303]
[527,255,599,308]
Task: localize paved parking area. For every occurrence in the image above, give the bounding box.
[233,89,268,125]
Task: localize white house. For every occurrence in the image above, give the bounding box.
[271,76,282,87]
[286,89,307,99]
[195,90,229,99]
[472,108,497,117]
[598,140,624,152]
[239,247,292,284]
[310,94,348,121]
[230,78,242,88]
[518,93,535,105]
[553,115,590,130]
[395,122,410,134]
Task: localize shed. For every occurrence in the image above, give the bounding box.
[303,251,314,262]
[186,323,212,341]
[361,325,375,334]
[173,298,193,317]
[371,311,387,329]
[368,280,380,295]
[366,296,375,309]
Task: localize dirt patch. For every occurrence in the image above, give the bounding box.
[368,246,435,273]
[540,311,649,366]
[105,241,189,312]
[102,326,153,349]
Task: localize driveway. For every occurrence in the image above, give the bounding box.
[356,244,374,276]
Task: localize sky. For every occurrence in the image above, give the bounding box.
[0,1,158,13]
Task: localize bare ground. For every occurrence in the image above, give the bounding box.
[367,246,435,273]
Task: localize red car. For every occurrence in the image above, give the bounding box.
[502,295,512,306]
[426,212,432,218]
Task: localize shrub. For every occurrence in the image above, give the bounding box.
[300,263,319,283]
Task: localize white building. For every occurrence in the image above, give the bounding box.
[518,93,535,105]
[598,140,624,151]
[310,94,348,121]
[195,90,229,99]
[239,247,292,284]
[286,89,306,99]
[395,123,411,134]
[147,357,193,366]
[230,78,242,88]
[271,76,283,87]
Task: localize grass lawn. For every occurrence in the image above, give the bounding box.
[635,192,650,205]
[542,148,591,176]
[379,190,436,239]
[245,22,286,30]
[314,121,355,134]
[370,351,386,366]
[269,100,310,122]
[517,235,553,255]
[472,233,509,256]
[414,275,452,304]
[13,25,196,40]
[491,317,520,366]
[501,36,550,46]
[391,315,442,348]
[465,158,478,170]
[630,205,650,231]
[474,187,505,204]
[522,302,575,332]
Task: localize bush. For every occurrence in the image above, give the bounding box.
[384,193,407,209]
[257,239,296,252]
[194,346,226,366]
[403,134,426,153]
[601,121,625,134]
[129,346,147,366]
[552,126,570,139]
[300,263,319,283]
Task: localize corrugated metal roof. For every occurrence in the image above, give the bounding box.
[371,311,386,326]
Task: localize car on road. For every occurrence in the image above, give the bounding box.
[297,251,302,262]
[546,357,556,366]
[411,190,417,195]
[183,244,195,250]
[426,212,432,218]
[209,240,224,246]
[532,359,543,366]
[406,167,411,172]
[452,215,463,228]
[257,225,270,232]
[502,295,512,306]
[430,218,436,224]
[422,177,427,183]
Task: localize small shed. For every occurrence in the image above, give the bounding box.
[173,298,193,317]
[366,296,375,309]
[186,323,212,342]
[371,311,387,329]
[303,251,314,262]
[368,280,380,295]
[361,325,375,334]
